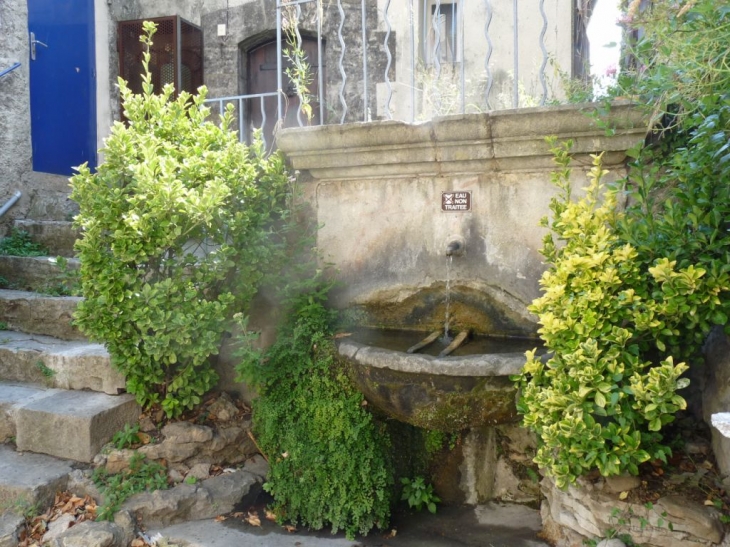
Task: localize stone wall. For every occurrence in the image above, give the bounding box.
[278,102,647,335]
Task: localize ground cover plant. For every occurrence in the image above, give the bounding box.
[71,21,291,417]
[236,281,394,539]
[514,0,730,488]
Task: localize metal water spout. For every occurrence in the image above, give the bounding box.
[445,235,465,257]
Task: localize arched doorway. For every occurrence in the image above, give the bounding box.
[246,36,324,147]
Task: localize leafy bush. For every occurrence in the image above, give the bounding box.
[70,21,291,417]
[512,141,729,488]
[236,283,393,539]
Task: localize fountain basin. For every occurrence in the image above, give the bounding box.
[338,332,537,432]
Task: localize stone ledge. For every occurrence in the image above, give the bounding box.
[279,102,648,179]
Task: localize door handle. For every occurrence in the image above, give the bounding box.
[30,32,48,61]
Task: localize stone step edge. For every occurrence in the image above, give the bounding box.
[0,331,125,395]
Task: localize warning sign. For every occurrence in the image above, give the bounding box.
[441,191,471,212]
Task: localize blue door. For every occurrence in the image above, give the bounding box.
[28,0,96,175]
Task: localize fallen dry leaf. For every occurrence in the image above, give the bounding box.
[265,509,277,521]
[283,525,297,533]
[619,491,629,500]
[385,529,397,538]
[137,432,152,445]
[334,332,352,339]
[245,511,261,527]
[130,539,146,547]
[214,515,227,522]
[704,499,716,506]
[232,512,245,519]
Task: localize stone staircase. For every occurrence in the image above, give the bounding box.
[0,220,139,514]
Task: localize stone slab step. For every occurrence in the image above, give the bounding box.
[15,387,140,463]
[13,219,79,258]
[0,289,83,341]
[0,511,24,547]
[0,331,125,395]
[0,255,79,293]
[0,443,72,507]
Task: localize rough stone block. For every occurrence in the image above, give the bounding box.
[15,390,139,462]
[0,331,125,394]
[0,382,47,441]
[0,290,83,340]
[0,256,78,293]
[0,444,72,507]
[122,469,262,527]
[0,512,24,547]
[13,220,79,258]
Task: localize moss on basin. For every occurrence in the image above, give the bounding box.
[341,341,522,432]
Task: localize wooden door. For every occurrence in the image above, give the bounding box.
[247,37,323,147]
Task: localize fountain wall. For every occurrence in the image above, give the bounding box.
[278,102,647,334]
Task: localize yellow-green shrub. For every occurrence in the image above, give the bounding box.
[71,22,291,417]
[513,141,729,488]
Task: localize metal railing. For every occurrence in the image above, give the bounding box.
[206,0,583,143]
[0,62,21,80]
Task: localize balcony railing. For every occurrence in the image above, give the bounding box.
[205,0,588,147]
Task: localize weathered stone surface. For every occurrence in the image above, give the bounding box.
[0,512,24,547]
[122,470,262,527]
[0,290,83,340]
[13,220,79,258]
[16,390,139,462]
[603,475,641,494]
[139,420,256,467]
[67,469,102,502]
[49,520,130,547]
[703,326,730,475]
[104,449,136,474]
[345,355,519,432]
[42,513,76,545]
[0,256,79,293]
[207,392,239,422]
[241,455,269,480]
[0,331,124,395]
[0,444,71,507]
[541,477,724,547]
[187,463,210,481]
[597,540,627,547]
[162,422,213,444]
[0,382,47,441]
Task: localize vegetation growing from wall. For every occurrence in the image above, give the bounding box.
[236,281,394,539]
[71,21,291,417]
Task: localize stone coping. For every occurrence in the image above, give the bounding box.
[338,339,526,377]
[278,101,648,179]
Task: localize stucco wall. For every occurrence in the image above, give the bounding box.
[278,103,647,335]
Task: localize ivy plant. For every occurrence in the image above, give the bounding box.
[236,280,394,539]
[71,21,291,417]
[512,140,729,489]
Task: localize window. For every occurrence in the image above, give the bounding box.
[423,2,460,66]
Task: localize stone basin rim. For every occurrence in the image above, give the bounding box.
[337,339,528,377]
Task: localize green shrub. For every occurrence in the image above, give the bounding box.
[70,21,291,417]
[512,140,730,488]
[236,283,393,539]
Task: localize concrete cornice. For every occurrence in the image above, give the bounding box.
[277,101,648,180]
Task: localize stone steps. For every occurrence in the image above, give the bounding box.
[0,443,73,506]
[0,255,79,293]
[0,289,83,341]
[13,219,79,258]
[0,382,139,462]
[0,330,124,395]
